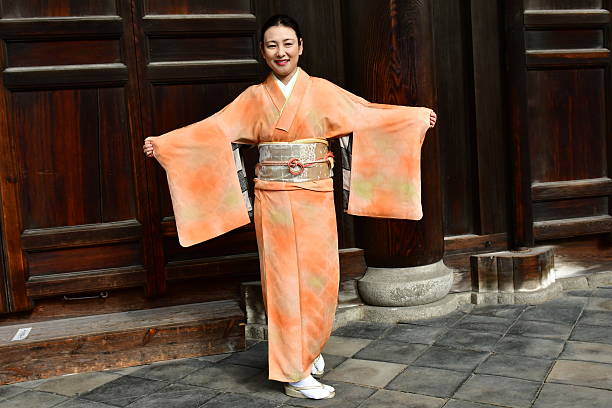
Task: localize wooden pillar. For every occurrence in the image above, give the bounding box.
[504,0,534,249]
[343,0,443,268]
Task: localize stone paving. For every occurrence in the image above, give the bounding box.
[2,287,612,407]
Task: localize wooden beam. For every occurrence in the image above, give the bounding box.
[534,215,612,240]
[505,1,534,249]
[532,177,612,201]
[524,9,610,28]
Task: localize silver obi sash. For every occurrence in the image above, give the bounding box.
[256,139,334,182]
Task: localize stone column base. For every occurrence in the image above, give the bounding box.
[357,260,454,307]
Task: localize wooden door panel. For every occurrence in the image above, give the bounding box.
[528,68,607,183]
[522,1,612,240]
[0,1,152,311]
[1,0,117,18]
[133,0,261,284]
[144,0,251,14]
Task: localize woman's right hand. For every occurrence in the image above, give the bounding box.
[143,137,155,158]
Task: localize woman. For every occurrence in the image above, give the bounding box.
[143,15,437,400]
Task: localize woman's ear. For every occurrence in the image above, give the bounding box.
[299,38,303,55]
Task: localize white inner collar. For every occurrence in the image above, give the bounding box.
[274,69,299,99]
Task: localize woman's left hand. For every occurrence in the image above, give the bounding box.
[429,111,437,128]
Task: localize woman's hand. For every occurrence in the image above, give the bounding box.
[143,137,155,158]
[429,111,437,128]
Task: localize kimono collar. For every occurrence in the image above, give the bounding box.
[264,68,310,114]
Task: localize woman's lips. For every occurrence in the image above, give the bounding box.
[275,59,289,66]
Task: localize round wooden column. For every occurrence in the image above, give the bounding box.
[344,0,443,268]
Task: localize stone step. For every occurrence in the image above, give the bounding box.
[0,300,245,385]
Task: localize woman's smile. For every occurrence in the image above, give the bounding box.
[261,25,303,84]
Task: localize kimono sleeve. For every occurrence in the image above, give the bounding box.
[151,89,257,247]
[330,84,432,220]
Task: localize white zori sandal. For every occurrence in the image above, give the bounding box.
[311,354,325,377]
[284,375,335,399]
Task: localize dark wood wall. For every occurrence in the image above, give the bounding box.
[0,0,610,314]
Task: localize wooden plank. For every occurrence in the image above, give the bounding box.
[3,63,128,89]
[25,267,146,298]
[532,177,612,201]
[166,248,366,282]
[444,233,508,255]
[470,0,510,234]
[526,48,610,67]
[0,17,123,39]
[338,248,367,281]
[146,59,258,82]
[21,220,142,251]
[524,9,610,27]
[534,215,612,240]
[143,14,256,34]
[0,300,245,384]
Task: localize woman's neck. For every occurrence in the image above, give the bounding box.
[275,67,299,85]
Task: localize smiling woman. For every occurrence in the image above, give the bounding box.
[260,15,303,85]
[143,14,436,401]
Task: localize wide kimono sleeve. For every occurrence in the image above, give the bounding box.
[150,87,259,247]
[320,80,432,220]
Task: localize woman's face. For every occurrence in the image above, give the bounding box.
[261,25,303,83]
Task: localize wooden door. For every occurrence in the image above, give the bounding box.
[0,1,154,311]
[131,0,262,287]
[506,0,612,245]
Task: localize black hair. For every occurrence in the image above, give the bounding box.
[260,14,303,45]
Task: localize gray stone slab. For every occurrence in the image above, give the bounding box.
[35,371,122,397]
[561,341,612,364]
[0,390,68,408]
[386,365,470,398]
[444,401,501,408]
[0,386,25,402]
[359,389,445,408]
[331,321,393,339]
[197,353,231,363]
[592,288,612,298]
[547,360,612,390]
[320,354,347,372]
[54,399,116,408]
[122,383,217,408]
[353,340,429,365]
[451,315,514,334]
[579,310,612,327]
[285,380,376,408]
[322,336,372,357]
[433,329,502,352]
[533,383,612,408]
[129,358,208,382]
[178,364,261,391]
[200,392,280,408]
[494,335,565,359]
[221,341,268,368]
[470,304,526,319]
[80,376,170,407]
[508,320,573,340]
[475,353,554,382]
[413,346,489,372]
[586,297,612,312]
[566,289,594,298]
[230,371,289,403]
[323,358,407,388]
[520,301,584,325]
[454,374,540,408]
[570,324,612,344]
[382,324,447,344]
[407,310,468,328]
[11,378,48,389]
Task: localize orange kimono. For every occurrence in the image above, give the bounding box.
[151,69,431,382]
